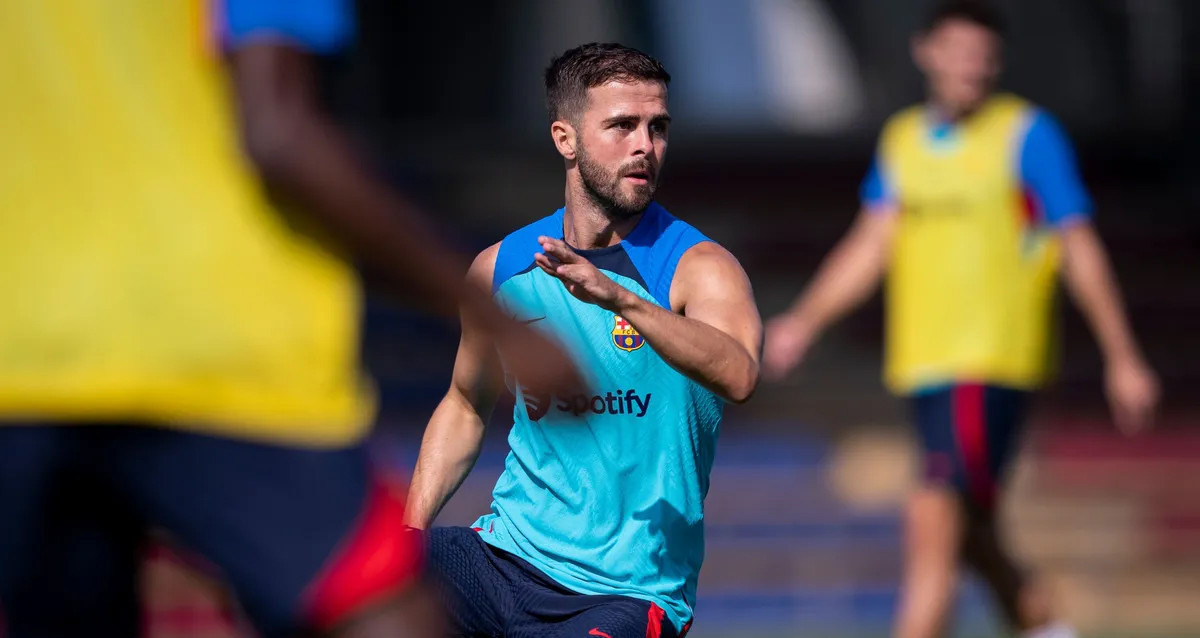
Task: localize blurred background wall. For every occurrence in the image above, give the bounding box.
[301,2,1197,636]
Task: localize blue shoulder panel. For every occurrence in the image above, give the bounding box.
[1018,109,1093,227]
[492,209,565,293]
[860,152,897,211]
[222,0,354,53]
[621,202,712,308]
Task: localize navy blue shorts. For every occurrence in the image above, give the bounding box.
[427,526,683,638]
[912,384,1030,509]
[0,424,421,638]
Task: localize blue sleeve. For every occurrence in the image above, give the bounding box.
[622,203,712,308]
[493,210,566,293]
[860,153,896,211]
[1019,110,1092,227]
[223,0,353,54]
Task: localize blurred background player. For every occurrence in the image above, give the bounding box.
[0,1,581,637]
[404,43,762,637]
[762,2,1160,638]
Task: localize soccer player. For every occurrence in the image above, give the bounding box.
[762,3,1159,638]
[0,2,580,637]
[405,43,762,638]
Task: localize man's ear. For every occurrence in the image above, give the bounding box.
[551,119,577,161]
[911,33,931,75]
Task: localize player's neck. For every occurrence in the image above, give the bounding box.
[927,95,990,124]
[562,186,643,250]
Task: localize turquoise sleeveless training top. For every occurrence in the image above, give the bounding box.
[472,202,723,631]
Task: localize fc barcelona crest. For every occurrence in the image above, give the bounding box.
[611,315,645,352]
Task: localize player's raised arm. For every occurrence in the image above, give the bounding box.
[536,237,761,404]
[406,246,505,529]
[762,206,897,381]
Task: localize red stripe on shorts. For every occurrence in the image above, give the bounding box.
[645,603,666,638]
[953,384,994,507]
[303,479,423,630]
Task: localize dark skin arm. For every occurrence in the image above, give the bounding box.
[226,43,582,397]
[230,43,474,314]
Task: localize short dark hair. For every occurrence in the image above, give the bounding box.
[544,42,671,123]
[922,0,1005,36]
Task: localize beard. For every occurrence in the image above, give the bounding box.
[577,145,657,221]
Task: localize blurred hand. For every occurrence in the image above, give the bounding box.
[762,313,816,382]
[1105,355,1159,435]
[534,237,625,310]
[493,322,586,400]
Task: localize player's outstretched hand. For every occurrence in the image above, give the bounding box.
[494,321,587,399]
[535,236,626,310]
[762,313,816,382]
[1106,355,1159,435]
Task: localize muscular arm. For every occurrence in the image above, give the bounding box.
[228,43,475,316]
[1059,222,1159,431]
[405,246,503,528]
[782,208,895,336]
[615,243,760,403]
[762,208,896,379]
[537,238,761,404]
[227,44,581,400]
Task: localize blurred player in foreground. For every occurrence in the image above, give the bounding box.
[0,1,581,637]
[763,2,1159,637]
[405,43,762,637]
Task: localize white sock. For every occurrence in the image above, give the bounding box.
[1022,622,1079,638]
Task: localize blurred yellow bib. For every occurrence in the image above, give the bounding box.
[0,1,372,446]
[880,95,1059,394]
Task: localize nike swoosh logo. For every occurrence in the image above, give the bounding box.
[588,629,612,638]
[520,316,547,324]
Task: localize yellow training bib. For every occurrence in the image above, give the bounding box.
[0,1,373,446]
[879,95,1060,394]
